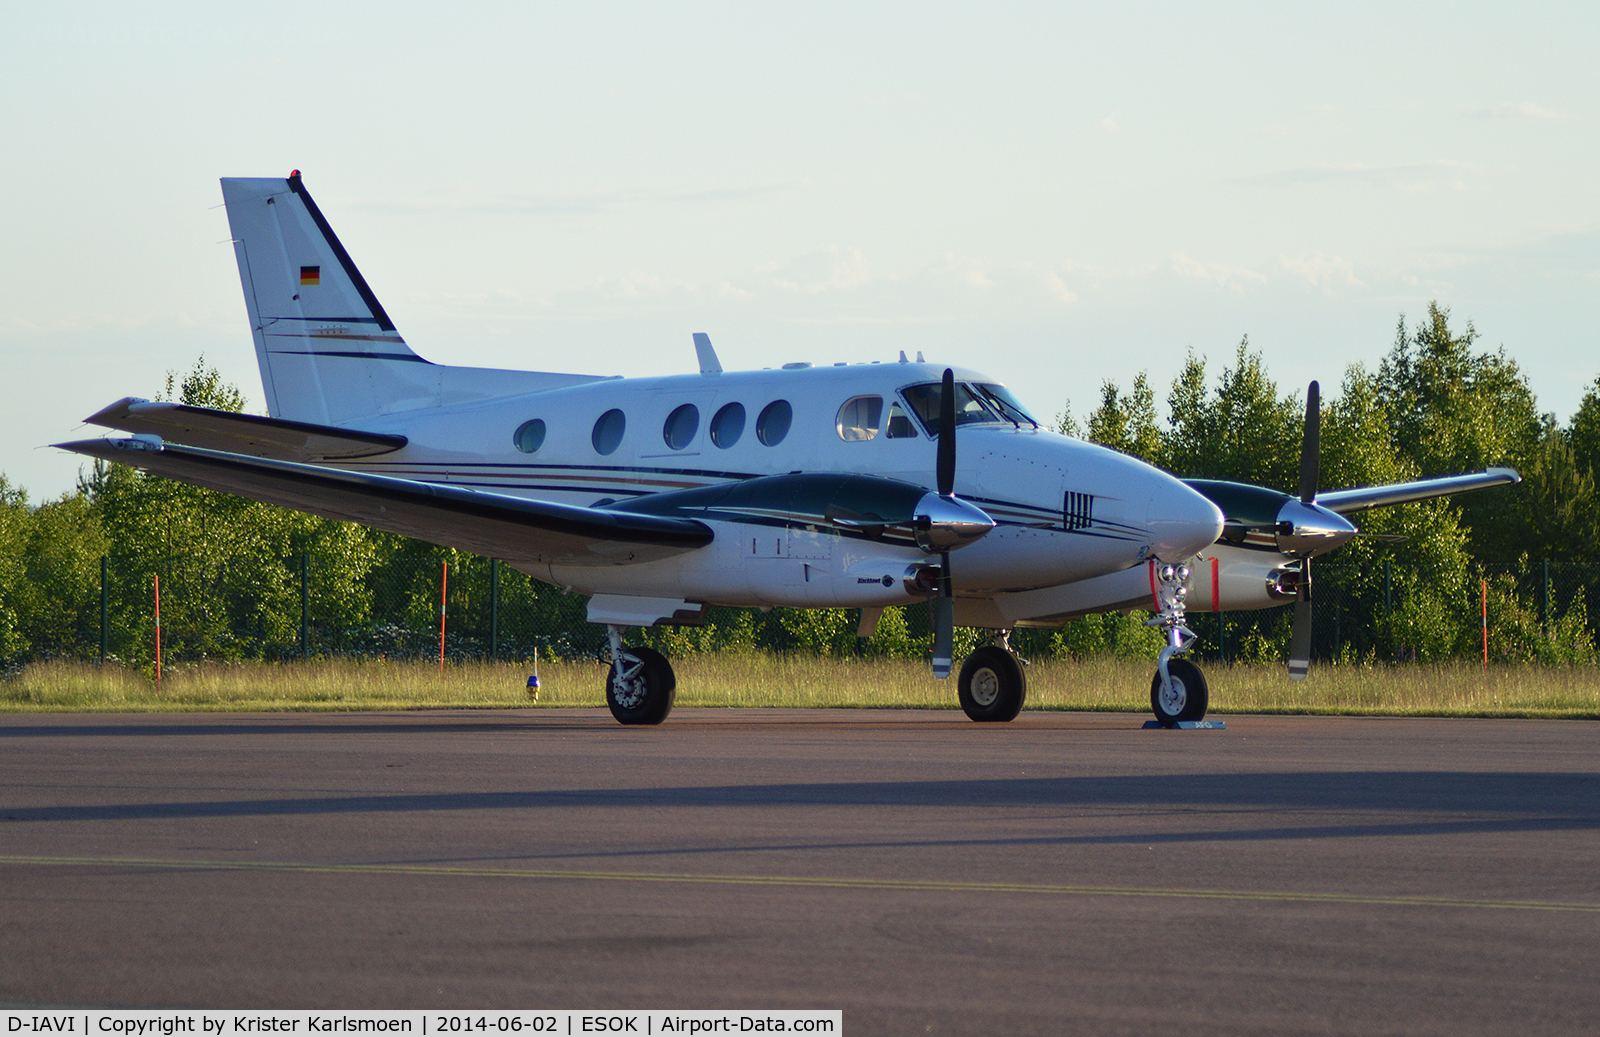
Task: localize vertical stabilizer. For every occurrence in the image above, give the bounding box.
[221,173,431,424]
[221,173,616,424]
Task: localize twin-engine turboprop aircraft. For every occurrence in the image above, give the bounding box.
[58,172,1518,726]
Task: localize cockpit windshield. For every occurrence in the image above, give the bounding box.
[899,382,1000,438]
[973,383,1039,427]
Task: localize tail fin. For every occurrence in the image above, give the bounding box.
[221,172,606,425]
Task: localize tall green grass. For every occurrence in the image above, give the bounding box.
[3,654,1597,717]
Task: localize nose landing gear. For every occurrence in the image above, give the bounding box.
[1148,561,1209,727]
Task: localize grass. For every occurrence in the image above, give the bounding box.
[2,653,1598,718]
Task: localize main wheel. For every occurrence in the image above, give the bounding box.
[958,646,1027,722]
[1150,658,1208,727]
[606,645,676,725]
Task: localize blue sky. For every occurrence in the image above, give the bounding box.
[4,2,1596,498]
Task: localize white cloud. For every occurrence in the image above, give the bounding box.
[1243,160,1478,193]
[762,246,873,293]
[1170,254,1266,292]
[1097,111,1120,133]
[1467,101,1567,121]
[1043,270,1078,304]
[1280,254,1365,291]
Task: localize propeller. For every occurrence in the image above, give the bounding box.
[1288,381,1319,681]
[931,368,958,678]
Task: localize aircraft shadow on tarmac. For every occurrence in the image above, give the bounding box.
[4,773,1597,848]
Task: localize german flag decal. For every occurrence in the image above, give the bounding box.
[300,266,321,286]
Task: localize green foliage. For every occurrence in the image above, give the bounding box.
[1569,376,1600,481]
[1085,373,1162,464]
[1164,339,1301,489]
[1483,573,1596,665]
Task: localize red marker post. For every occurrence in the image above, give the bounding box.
[439,561,448,674]
[1481,577,1488,668]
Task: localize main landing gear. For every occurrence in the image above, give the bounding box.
[604,625,676,725]
[1148,561,1209,727]
[957,631,1027,722]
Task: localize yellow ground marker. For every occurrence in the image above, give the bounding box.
[2,854,1596,914]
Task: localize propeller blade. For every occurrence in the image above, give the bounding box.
[1288,557,1312,680]
[1298,380,1320,505]
[937,368,956,498]
[931,552,954,679]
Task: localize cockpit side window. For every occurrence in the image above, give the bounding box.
[973,383,1039,427]
[899,382,999,437]
[835,395,883,441]
[885,402,917,439]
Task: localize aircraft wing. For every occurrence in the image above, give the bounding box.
[1317,467,1521,514]
[85,398,406,462]
[56,437,713,567]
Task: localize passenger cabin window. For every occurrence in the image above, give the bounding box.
[756,400,792,446]
[885,403,917,439]
[710,402,745,448]
[835,395,883,441]
[899,382,999,438]
[663,404,699,450]
[592,409,626,455]
[512,419,546,453]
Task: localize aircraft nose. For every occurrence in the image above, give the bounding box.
[1144,478,1225,560]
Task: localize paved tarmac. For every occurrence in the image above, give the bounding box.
[0,707,1597,1035]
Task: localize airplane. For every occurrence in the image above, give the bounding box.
[56,172,1518,727]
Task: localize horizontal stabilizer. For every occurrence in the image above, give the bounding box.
[56,438,713,568]
[85,398,406,462]
[1318,467,1521,514]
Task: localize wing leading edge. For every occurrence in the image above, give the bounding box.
[85,398,407,462]
[1316,467,1521,513]
[56,437,713,568]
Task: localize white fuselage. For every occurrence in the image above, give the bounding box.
[326,360,1225,616]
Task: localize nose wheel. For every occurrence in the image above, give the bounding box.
[1150,657,1208,727]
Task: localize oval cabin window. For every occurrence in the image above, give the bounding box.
[756,400,792,446]
[710,402,745,448]
[513,419,546,453]
[592,409,626,455]
[663,404,699,450]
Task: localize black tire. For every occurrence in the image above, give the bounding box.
[1150,658,1208,727]
[606,645,676,725]
[957,646,1027,722]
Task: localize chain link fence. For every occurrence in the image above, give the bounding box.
[17,549,1600,669]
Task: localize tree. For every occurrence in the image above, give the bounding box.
[1375,303,1544,563]
[1164,338,1301,489]
[1085,373,1163,465]
[1570,376,1600,481]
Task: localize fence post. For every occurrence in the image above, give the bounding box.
[1542,557,1550,641]
[300,552,309,658]
[489,558,499,662]
[153,573,162,688]
[1384,559,1392,661]
[99,555,108,666]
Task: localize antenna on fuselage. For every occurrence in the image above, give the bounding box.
[916,351,925,363]
[692,332,723,375]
